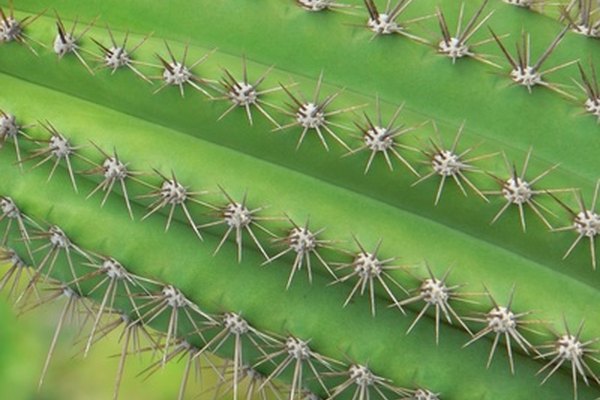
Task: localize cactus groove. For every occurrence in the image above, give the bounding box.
[0,0,599,399]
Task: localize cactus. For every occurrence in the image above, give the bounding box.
[1,0,599,399]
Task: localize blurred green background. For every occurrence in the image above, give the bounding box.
[0,265,218,400]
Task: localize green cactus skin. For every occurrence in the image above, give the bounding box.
[1,0,599,399]
[0,143,595,399]
[0,1,598,271]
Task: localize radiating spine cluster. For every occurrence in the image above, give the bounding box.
[0,0,599,399]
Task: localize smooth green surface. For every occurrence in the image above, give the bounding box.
[0,73,598,397]
[0,71,598,331]
[0,146,593,399]
[0,0,599,399]
[0,0,597,290]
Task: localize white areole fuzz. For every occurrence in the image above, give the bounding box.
[288,227,317,254]
[228,81,258,107]
[53,32,78,56]
[584,97,600,119]
[502,176,533,204]
[432,150,464,177]
[510,66,542,89]
[353,251,383,278]
[104,46,131,69]
[223,202,252,229]
[503,0,533,7]
[0,196,19,219]
[438,37,470,60]
[364,126,394,152]
[0,17,21,42]
[486,306,517,333]
[223,312,250,335]
[49,225,71,249]
[49,134,73,159]
[102,157,128,181]
[102,258,127,280]
[368,13,401,35]
[163,62,192,86]
[285,336,311,360]
[349,364,376,387]
[162,285,189,308]
[160,179,188,205]
[298,0,335,11]
[412,389,441,400]
[574,210,600,238]
[296,102,325,129]
[0,113,18,139]
[420,278,449,306]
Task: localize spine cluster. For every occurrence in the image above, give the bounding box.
[0,0,599,399]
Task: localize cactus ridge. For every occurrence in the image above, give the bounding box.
[1,0,600,399]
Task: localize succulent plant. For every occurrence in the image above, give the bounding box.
[1,0,599,399]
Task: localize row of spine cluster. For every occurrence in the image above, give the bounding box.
[1,195,445,400]
[1,109,599,398]
[1,2,598,270]
[0,0,599,399]
[1,0,599,121]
